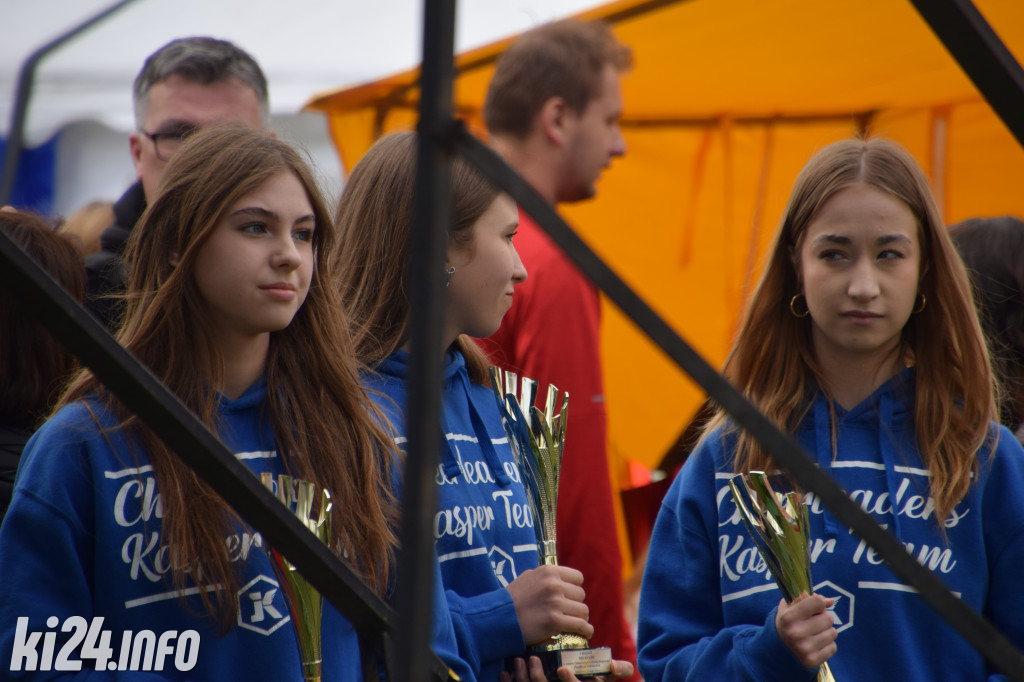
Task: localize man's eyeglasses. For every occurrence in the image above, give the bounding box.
[139,128,197,162]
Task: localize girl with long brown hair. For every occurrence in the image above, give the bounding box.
[0,209,85,519]
[637,138,1024,681]
[337,131,633,682]
[0,123,470,681]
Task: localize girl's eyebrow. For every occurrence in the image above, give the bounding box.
[811,234,850,246]
[876,234,912,246]
[230,206,276,220]
[811,233,912,246]
[229,206,315,224]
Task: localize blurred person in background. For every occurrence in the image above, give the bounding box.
[85,36,269,330]
[0,208,85,520]
[950,215,1024,440]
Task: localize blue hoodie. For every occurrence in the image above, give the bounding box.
[365,349,539,681]
[0,377,473,682]
[637,369,1024,681]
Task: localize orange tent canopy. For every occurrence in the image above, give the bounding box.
[306,0,1024,485]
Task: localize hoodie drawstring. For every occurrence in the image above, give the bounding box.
[877,389,905,540]
[811,384,906,540]
[438,370,513,488]
[813,397,843,539]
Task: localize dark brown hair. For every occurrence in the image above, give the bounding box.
[0,210,85,430]
[949,216,1024,430]
[483,19,632,139]
[59,123,398,629]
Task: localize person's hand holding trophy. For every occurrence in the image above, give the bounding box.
[729,472,838,681]
[491,367,618,681]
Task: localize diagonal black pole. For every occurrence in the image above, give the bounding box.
[908,0,1024,149]
[393,0,458,680]
[0,220,453,682]
[449,125,1024,681]
[1,0,139,206]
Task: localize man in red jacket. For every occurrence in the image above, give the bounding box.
[479,18,640,678]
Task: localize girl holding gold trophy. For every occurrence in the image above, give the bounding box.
[337,131,633,682]
[637,138,1024,681]
[0,124,472,681]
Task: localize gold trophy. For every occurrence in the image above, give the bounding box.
[260,473,332,682]
[491,367,613,680]
[728,472,837,682]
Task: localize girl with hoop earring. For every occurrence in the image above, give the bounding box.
[637,138,1024,681]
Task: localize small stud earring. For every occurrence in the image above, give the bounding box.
[445,265,456,288]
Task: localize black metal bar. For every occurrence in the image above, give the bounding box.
[393,0,458,680]
[379,633,397,682]
[909,0,1024,149]
[360,633,382,682]
[0,216,453,682]
[0,0,139,206]
[450,126,1024,681]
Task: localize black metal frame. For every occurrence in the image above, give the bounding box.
[2,1,1024,680]
[391,1,458,680]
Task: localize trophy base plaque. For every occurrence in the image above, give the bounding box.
[505,646,612,681]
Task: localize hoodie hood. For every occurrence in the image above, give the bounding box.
[216,375,269,414]
[211,375,274,457]
[375,349,513,487]
[798,367,916,538]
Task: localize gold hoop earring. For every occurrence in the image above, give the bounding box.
[790,293,810,318]
[913,293,926,314]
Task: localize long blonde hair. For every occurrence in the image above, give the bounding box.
[59,123,398,629]
[710,137,995,524]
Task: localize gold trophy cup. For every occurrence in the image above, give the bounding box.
[728,471,837,682]
[260,473,332,682]
[491,367,613,680]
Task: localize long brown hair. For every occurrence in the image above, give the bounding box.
[59,123,398,628]
[0,210,85,430]
[710,137,995,524]
[335,130,499,383]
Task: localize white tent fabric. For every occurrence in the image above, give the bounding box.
[2,0,598,214]
[3,0,600,144]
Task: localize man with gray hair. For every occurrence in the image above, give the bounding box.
[85,37,268,329]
